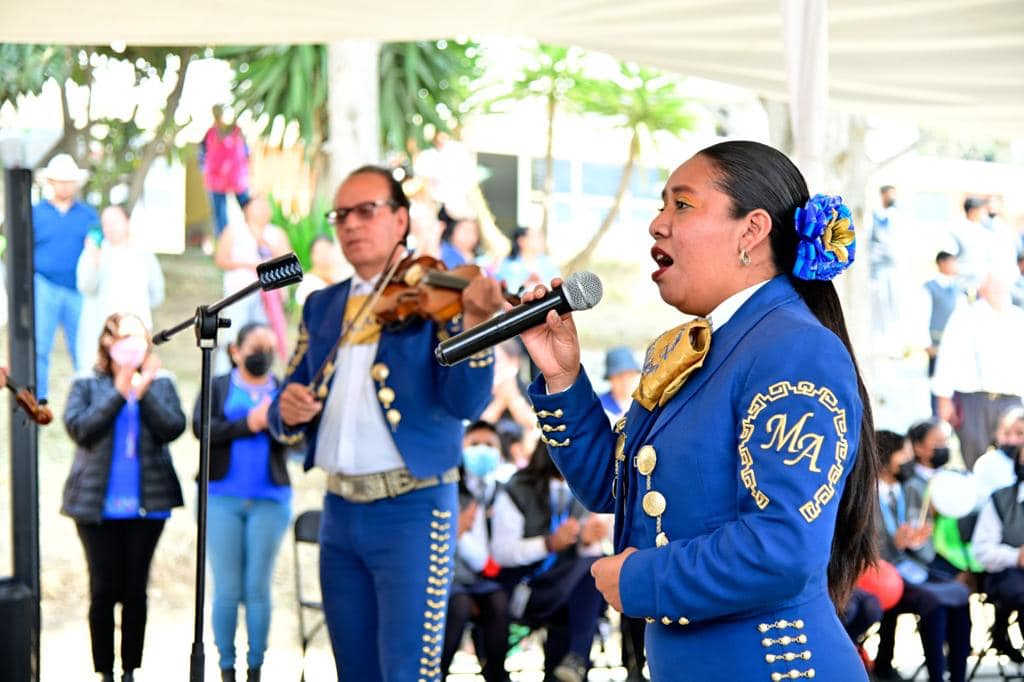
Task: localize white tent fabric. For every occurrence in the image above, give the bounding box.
[1,0,1021,136]
[782,0,829,189]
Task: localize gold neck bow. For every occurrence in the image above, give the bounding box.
[632,318,712,410]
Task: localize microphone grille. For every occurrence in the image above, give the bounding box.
[562,271,603,311]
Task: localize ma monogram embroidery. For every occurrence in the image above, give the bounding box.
[738,381,848,522]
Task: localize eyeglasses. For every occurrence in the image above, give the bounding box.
[325,199,398,225]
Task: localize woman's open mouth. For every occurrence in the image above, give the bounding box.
[651,247,674,281]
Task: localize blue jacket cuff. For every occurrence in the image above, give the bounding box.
[619,548,659,619]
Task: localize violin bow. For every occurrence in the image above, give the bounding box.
[306,240,410,398]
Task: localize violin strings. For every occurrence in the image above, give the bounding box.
[307,240,409,391]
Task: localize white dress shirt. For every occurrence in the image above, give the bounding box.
[974,448,1017,500]
[707,279,771,334]
[972,484,1024,572]
[457,503,490,573]
[314,274,405,475]
[931,299,1024,398]
[490,480,605,567]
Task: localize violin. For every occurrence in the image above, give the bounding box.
[4,374,53,425]
[373,255,520,326]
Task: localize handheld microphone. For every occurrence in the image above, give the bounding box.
[435,271,603,366]
[257,252,304,291]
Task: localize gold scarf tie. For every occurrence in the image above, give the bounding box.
[632,318,712,410]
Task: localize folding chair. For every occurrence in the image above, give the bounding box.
[967,591,1024,681]
[293,509,325,681]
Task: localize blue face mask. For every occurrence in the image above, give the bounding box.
[463,444,501,478]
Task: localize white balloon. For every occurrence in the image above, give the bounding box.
[929,470,981,519]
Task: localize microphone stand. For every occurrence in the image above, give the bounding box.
[153,253,302,682]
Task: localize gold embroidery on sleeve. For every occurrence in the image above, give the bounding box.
[738,381,848,521]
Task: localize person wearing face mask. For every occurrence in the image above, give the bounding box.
[490,442,610,682]
[974,407,1024,500]
[874,430,971,682]
[904,418,953,525]
[441,420,509,682]
[193,322,290,682]
[970,413,1024,663]
[61,313,186,682]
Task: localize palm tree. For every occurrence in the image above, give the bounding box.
[487,44,602,238]
[378,40,482,154]
[562,63,696,273]
[217,44,331,155]
[221,41,482,160]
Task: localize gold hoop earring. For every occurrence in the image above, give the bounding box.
[739,250,751,266]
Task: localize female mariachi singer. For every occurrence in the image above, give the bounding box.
[519,140,878,681]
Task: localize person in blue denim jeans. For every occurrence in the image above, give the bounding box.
[194,322,291,682]
[33,154,99,399]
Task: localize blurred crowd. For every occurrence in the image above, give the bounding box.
[9,111,1024,682]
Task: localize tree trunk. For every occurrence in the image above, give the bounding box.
[124,48,195,212]
[562,127,640,273]
[324,40,381,196]
[540,91,556,238]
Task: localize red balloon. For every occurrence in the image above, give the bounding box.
[856,560,904,610]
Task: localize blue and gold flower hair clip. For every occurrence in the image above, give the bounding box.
[792,193,856,281]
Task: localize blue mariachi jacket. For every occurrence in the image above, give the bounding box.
[267,279,495,478]
[529,275,867,681]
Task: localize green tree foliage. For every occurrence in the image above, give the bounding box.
[0,45,195,210]
[267,194,332,274]
[378,40,482,154]
[563,63,696,272]
[219,40,482,160]
[216,44,330,154]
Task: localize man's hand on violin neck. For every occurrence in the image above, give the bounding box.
[461,275,506,329]
[280,383,323,426]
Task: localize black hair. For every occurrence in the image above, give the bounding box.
[935,251,956,265]
[347,165,411,211]
[440,215,481,255]
[516,441,563,499]
[229,322,272,368]
[509,225,530,259]
[963,196,987,214]
[464,419,499,438]
[875,430,906,468]
[907,418,941,447]
[697,140,879,609]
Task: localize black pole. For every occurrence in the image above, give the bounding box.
[4,167,41,682]
[153,253,301,682]
[188,309,219,682]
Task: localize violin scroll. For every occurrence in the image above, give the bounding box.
[3,372,54,426]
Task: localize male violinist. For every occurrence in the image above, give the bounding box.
[268,166,505,682]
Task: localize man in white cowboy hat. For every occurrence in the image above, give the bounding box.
[33,153,98,400]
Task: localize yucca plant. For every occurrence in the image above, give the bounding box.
[268,194,334,274]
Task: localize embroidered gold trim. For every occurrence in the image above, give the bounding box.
[770,670,815,680]
[418,507,451,682]
[758,619,805,633]
[285,321,309,377]
[765,651,812,663]
[761,634,808,647]
[738,381,848,520]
